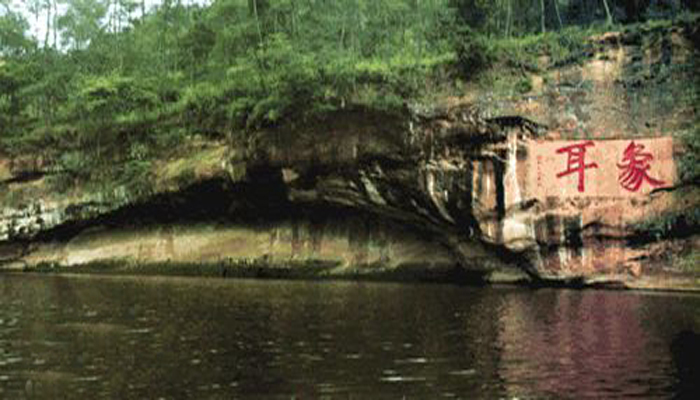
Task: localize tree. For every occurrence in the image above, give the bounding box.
[178,20,215,81]
[602,0,614,26]
[2,0,695,171]
[58,0,108,50]
[0,5,32,56]
[249,0,266,46]
[540,0,546,33]
[505,0,513,37]
[553,0,563,29]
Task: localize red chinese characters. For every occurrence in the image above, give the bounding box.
[617,141,665,192]
[555,141,599,192]
[530,138,672,198]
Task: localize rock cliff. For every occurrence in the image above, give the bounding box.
[1,20,698,290]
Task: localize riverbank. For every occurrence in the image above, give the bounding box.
[6,260,699,293]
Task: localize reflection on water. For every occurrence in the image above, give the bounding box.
[0,274,698,399]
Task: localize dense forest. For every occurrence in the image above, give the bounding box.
[0,0,698,189]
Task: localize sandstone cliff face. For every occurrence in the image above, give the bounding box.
[1,21,698,289]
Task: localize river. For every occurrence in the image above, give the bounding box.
[0,274,698,399]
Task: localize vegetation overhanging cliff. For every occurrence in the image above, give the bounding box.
[0,1,698,290]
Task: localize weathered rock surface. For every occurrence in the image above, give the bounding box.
[1,21,698,290]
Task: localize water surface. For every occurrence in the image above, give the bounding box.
[0,274,698,399]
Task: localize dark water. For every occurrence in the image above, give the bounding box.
[0,274,698,399]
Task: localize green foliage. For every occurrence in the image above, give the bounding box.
[677,124,700,184]
[3,0,463,156]
[676,54,700,184]
[178,82,230,133]
[674,250,699,273]
[75,74,159,118]
[153,127,188,150]
[244,34,322,126]
[0,61,24,123]
[632,206,700,241]
[452,26,494,77]
[0,0,697,192]
[57,0,108,50]
[0,8,31,55]
[119,158,153,195]
[492,25,595,72]
[515,77,533,94]
[177,21,216,78]
[46,150,92,193]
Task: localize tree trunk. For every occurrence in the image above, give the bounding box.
[251,0,264,46]
[602,0,613,26]
[553,0,563,29]
[52,0,57,48]
[107,0,113,33]
[540,0,546,33]
[292,1,297,38]
[44,0,51,49]
[505,0,512,37]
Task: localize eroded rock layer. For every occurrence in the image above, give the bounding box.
[1,21,698,290]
